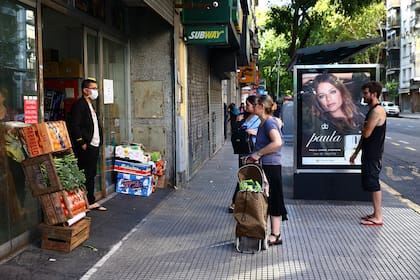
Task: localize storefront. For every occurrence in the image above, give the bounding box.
[1,0,254,259]
[1,0,39,257]
[0,0,131,259]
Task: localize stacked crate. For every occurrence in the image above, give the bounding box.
[114,144,155,197]
[20,121,90,252]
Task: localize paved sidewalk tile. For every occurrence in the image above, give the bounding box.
[82,144,420,280]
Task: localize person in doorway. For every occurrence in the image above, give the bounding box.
[70,78,106,211]
[250,94,287,246]
[350,81,386,226]
[228,95,260,213]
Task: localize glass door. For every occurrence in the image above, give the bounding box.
[83,28,104,197]
[102,37,128,188]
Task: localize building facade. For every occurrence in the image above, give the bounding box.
[0,0,259,259]
[386,0,420,112]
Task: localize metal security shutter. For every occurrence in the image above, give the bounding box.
[143,0,174,25]
[209,75,223,154]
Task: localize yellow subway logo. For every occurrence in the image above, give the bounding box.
[188,30,225,40]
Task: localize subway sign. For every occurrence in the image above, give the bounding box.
[185,25,228,45]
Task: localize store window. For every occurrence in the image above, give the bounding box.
[0,1,39,247]
[103,37,128,187]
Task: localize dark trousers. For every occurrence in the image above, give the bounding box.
[75,145,99,204]
[232,155,245,204]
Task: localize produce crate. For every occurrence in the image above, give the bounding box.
[20,121,72,157]
[38,189,88,225]
[21,149,73,196]
[40,217,91,253]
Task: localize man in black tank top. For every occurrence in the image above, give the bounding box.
[350,81,386,226]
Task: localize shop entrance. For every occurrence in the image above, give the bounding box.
[42,7,129,200]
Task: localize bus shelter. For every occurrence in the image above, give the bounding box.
[293,64,381,200]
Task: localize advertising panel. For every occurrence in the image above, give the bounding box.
[295,64,380,170]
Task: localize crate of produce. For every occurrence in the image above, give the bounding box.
[116,172,153,197]
[20,121,72,157]
[114,159,153,176]
[21,149,79,196]
[40,217,91,253]
[153,160,167,176]
[38,189,88,225]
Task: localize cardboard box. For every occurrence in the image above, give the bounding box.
[115,145,145,162]
[60,59,83,78]
[43,62,60,78]
[40,217,90,253]
[114,159,153,176]
[116,173,153,197]
[156,175,167,188]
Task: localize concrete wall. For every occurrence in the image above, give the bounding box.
[128,8,175,181]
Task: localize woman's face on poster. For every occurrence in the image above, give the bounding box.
[315,82,344,116]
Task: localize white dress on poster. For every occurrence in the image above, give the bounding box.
[103,79,114,104]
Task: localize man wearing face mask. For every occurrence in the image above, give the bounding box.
[70,78,106,211]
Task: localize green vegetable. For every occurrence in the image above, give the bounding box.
[53,153,86,192]
[239,179,262,192]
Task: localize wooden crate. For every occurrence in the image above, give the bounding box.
[40,217,91,253]
[38,189,88,225]
[21,149,73,196]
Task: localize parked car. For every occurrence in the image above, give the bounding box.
[380,101,400,117]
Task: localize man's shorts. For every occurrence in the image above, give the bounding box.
[361,159,382,192]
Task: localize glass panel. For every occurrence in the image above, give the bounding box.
[0,2,39,246]
[103,38,128,187]
[86,34,98,80]
[85,32,102,194]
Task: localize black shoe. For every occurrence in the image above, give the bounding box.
[268,233,282,246]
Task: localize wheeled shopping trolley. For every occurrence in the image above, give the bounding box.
[233,163,268,253]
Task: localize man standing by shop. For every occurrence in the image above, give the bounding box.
[350,81,386,226]
[70,78,106,211]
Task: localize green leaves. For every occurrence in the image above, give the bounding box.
[53,154,86,192]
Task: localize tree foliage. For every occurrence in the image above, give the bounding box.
[258,0,385,96]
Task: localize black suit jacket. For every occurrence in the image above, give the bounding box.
[70,97,103,150]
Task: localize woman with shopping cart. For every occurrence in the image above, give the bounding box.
[250,94,288,246]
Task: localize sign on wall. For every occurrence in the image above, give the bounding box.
[185,25,228,45]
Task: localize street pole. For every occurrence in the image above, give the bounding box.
[276,50,280,101]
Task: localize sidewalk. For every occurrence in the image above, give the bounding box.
[1,143,419,279]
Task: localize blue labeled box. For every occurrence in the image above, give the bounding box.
[116,172,153,197]
[114,159,153,176]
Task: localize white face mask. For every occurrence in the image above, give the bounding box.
[89,89,99,100]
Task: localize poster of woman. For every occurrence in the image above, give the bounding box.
[299,71,370,166]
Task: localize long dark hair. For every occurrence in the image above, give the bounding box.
[312,74,362,132]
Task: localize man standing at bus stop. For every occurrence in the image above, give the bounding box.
[350,81,386,226]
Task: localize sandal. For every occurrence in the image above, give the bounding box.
[268,233,282,246]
